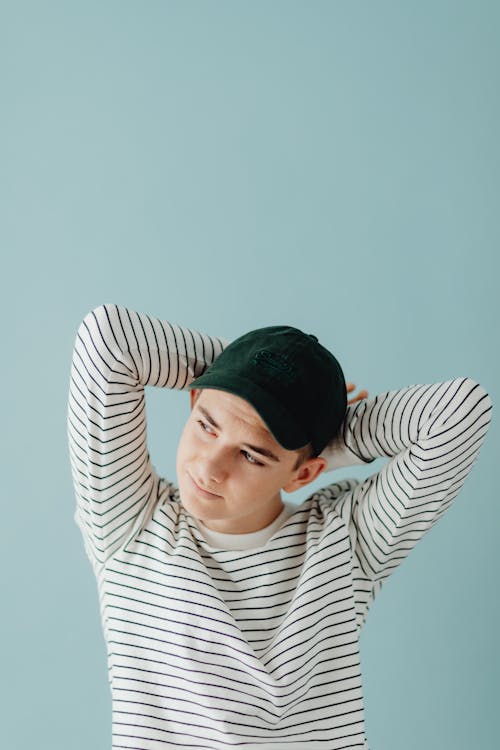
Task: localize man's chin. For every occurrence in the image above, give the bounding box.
[179,481,217,516]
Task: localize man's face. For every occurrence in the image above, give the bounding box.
[176,388,326,534]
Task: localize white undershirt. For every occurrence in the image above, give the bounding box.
[191,500,298,551]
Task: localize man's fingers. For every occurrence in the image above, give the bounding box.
[347,389,369,405]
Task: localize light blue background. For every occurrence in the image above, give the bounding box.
[2,2,498,748]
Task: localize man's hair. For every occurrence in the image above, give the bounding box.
[292,443,316,470]
[293,420,343,470]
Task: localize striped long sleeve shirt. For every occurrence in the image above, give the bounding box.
[67,304,493,750]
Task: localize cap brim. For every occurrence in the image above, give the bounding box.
[188,370,309,451]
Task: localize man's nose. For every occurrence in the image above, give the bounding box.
[198,447,229,484]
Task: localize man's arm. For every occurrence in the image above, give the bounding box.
[67,303,228,568]
[320,378,492,586]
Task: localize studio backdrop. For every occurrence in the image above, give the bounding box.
[2,2,498,749]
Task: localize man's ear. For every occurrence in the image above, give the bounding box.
[282,457,327,494]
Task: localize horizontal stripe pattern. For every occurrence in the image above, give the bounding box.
[67,305,492,749]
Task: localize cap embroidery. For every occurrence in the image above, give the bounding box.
[251,349,297,383]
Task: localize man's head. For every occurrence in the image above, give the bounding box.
[175,323,347,534]
[175,387,327,534]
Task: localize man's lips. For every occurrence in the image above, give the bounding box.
[189,474,222,498]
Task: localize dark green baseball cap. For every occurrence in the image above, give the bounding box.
[187,325,347,457]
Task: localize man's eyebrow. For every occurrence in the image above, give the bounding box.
[197,406,281,463]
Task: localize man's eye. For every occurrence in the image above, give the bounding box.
[241,450,264,467]
[197,420,212,432]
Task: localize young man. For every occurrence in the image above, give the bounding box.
[67,304,492,750]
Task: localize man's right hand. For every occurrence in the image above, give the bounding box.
[346,382,368,405]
